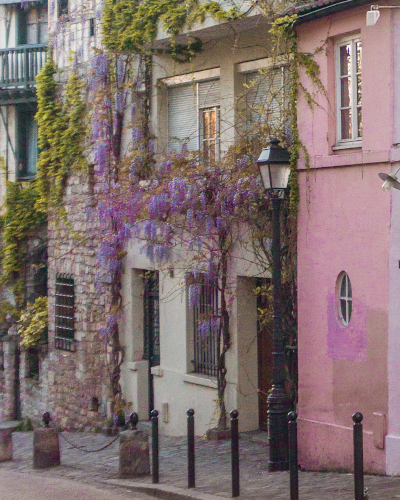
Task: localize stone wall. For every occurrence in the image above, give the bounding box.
[2,335,18,420]
[47,171,111,430]
[0,340,7,420]
[19,346,50,424]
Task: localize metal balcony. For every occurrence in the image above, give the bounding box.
[0,44,47,104]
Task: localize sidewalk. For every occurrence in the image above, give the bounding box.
[1,427,400,499]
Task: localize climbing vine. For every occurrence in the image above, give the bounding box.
[1,181,46,307]
[18,296,48,348]
[102,0,244,54]
[35,58,88,214]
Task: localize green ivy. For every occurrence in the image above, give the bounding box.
[102,0,244,53]
[1,181,46,307]
[18,296,48,348]
[270,14,325,219]
[0,58,87,311]
[35,58,88,214]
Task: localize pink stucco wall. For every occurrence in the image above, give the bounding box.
[296,5,393,473]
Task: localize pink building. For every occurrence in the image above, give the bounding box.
[294,0,400,474]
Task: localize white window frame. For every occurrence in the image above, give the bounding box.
[335,34,362,148]
[337,272,352,326]
[200,106,220,162]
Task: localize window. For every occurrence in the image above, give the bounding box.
[55,274,76,351]
[245,67,286,131]
[89,18,95,38]
[143,271,160,366]
[58,0,68,17]
[200,107,219,163]
[191,276,219,377]
[16,106,38,179]
[336,35,362,144]
[18,4,48,45]
[26,348,40,379]
[168,79,220,159]
[337,272,352,326]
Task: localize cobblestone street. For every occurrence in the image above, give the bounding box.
[1,428,400,499]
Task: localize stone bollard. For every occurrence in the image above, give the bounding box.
[119,412,150,478]
[33,412,60,469]
[0,429,12,462]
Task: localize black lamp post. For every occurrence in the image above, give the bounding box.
[257,138,292,472]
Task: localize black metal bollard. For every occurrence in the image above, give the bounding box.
[230,410,240,498]
[129,412,139,430]
[43,412,51,427]
[187,409,195,488]
[151,410,159,484]
[353,412,364,500]
[288,411,299,500]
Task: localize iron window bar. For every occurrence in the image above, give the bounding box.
[193,276,219,377]
[55,273,76,352]
[143,271,160,366]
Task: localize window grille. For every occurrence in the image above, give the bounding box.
[193,278,219,377]
[143,271,160,366]
[55,273,76,352]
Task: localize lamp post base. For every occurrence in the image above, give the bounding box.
[267,384,292,472]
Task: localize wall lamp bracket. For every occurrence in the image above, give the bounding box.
[367,4,400,26]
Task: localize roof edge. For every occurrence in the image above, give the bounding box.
[285,0,373,25]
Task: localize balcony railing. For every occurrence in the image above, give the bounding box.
[0,44,47,90]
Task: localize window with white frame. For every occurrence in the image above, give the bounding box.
[337,272,352,326]
[336,35,362,144]
[245,66,286,130]
[167,79,220,160]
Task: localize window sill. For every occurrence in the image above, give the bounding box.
[332,141,362,151]
[54,337,77,352]
[183,373,217,389]
[151,366,164,377]
[17,175,36,181]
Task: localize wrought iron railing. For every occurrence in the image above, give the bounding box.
[0,44,47,89]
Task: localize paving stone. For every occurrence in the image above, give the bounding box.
[2,429,400,499]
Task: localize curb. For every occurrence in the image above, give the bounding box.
[104,479,226,500]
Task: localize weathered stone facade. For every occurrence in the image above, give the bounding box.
[19,346,50,423]
[45,171,111,430]
[1,335,18,420]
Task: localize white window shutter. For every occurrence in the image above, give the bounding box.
[168,84,198,152]
[246,68,284,129]
[198,80,220,109]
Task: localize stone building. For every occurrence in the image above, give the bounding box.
[0,0,293,437]
[43,0,286,435]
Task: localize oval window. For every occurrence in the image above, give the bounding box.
[338,272,352,326]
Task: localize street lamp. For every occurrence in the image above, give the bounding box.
[378,168,400,191]
[257,138,292,472]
